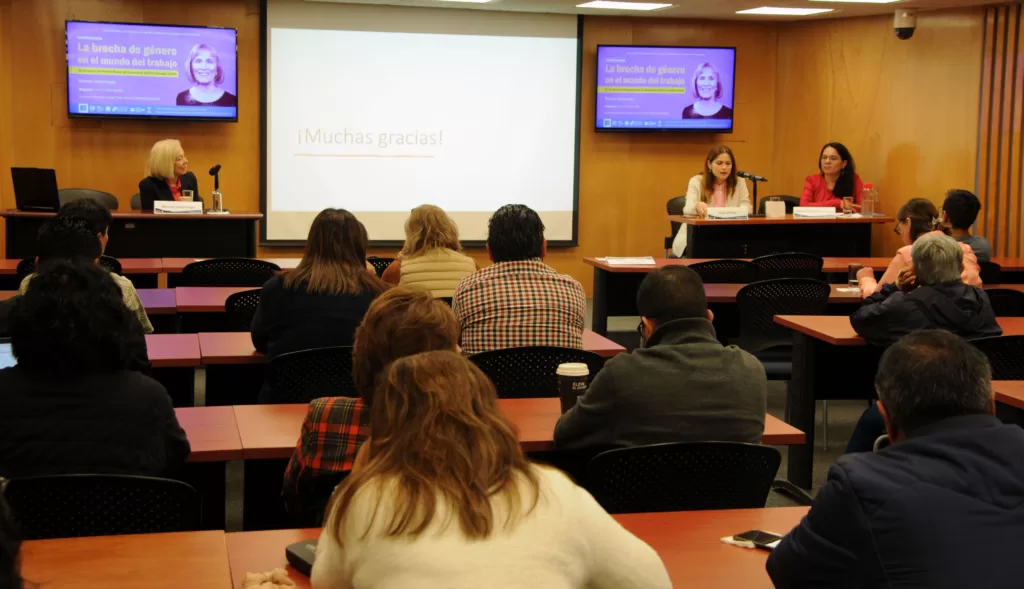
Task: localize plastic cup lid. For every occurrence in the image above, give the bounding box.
[556,362,589,377]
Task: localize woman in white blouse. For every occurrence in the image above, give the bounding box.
[312,350,671,589]
[672,145,751,256]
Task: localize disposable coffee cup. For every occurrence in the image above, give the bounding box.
[557,362,590,413]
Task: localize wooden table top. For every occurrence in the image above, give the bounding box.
[163,257,299,274]
[775,315,1024,346]
[138,288,177,315]
[175,286,255,312]
[176,406,243,462]
[585,256,1024,274]
[233,398,805,460]
[668,214,893,226]
[145,333,201,368]
[703,283,861,303]
[1,209,263,220]
[21,530,233,589]
[0,258,165,274]
[994,381,1024,410]
[224,507,810,589]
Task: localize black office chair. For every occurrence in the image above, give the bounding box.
[57,189,119,210]
[979,261,1002,284]
[438,297,453,307]
[225,288,262,332]
[288,470,350,528]
[178,258,280,287]
[585,442,782,514]
[664,196,687,257]
[97,255,122,275]
[1,474,201,539]
[752,252,824,280]
[984,288,1024,317]
[265,345,357,404]
[366,257,394,278]
[970,335,1024,380]
[756,195,801,215]
[469,346,605,398]
[688,259,758,284]
[130,193,142,211]
[15,258,35,281]
[735,278,831,378]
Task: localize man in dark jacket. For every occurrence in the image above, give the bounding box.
[553,265,767,450]
[851,232,1001,346]
[767,330,1024,588]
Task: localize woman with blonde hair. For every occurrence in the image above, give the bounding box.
[311,350,671,589]
[672,145,751,256]
[380,204,477,297]
[138,139,203,210]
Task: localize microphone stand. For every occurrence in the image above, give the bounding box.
[750,178,761,214]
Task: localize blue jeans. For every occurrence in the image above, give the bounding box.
[846,403,886,453]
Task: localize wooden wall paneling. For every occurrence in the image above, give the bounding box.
[0,0,12,252]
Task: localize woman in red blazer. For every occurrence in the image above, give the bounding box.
[801,142,863,210]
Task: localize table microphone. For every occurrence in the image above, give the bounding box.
[737,171,767,182]
[209,164,222,191]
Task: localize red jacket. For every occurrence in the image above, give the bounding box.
[800,173,864,209]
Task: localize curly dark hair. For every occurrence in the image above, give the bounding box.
[487,204,545,263]
[11,260,139,376]
[57,197,112,236]
[36,216,101,264]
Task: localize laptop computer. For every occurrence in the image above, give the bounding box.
[11,167,60,212]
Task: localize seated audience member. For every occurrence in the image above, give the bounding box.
[453,204,586,356]
[767,330,1024,588]
[380,204,477,297]
[858,197,981,296]
[282,286,460,520]
[56,197,112,254]
[942,188,992,263]
[0,261,190,478]
[20,216,152,334]
[312,351,671,589]
[554,265,766,450]
[251,208,387,363]
[0,493,21,589]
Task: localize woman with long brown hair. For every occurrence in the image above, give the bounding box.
[311,351,671,589]
[380,204,477,297]
[673,145,751,256]
[251,208,387,364]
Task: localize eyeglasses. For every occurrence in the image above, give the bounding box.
[893,218,906,235]
[821,155,841,162]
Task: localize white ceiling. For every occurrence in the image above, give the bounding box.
[309,0,992,20]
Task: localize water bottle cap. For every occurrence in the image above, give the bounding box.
[864,183,873,189]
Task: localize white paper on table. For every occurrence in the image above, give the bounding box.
[706,207,749,220]
[793,207,837,218]
[603,257,657,266]
[154,201,203,214]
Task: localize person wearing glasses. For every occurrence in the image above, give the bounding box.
[800,142,864,211]
[856,197,982,297]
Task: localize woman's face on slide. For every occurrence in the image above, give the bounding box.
[192,50,217,85]
[173,149,188,177]
[820,147,847,175]
[708,153,733,180]
[696,68,718,100]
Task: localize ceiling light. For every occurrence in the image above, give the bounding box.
[737,6,834,15]
[433,0,497,3]
[577,1,673,11]
[809,0,899,3]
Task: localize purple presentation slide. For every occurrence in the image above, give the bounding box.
[66,21,238,120]
[595,46,736,132]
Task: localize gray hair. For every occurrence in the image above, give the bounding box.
[911,232,963,285]
[875,330,992,434]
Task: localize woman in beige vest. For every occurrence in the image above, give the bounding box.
[381,205,477,298]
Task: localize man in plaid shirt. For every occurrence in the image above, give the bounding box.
[453,204,586,356]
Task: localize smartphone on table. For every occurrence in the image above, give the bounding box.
[733,530,783,551]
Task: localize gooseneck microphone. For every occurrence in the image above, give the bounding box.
[209,164,222,191]
[737,171,767,182]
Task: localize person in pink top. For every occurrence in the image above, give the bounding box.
[672,146,751,256]
[801,142,864,211]
[857,198,982,297]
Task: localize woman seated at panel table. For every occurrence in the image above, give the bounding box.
[0,260,190,479]
[801,142,864,211]
[251,208,387,370]
[380,204,477,297]
[856,197,982,297]
[311,350,672,589]
[671,145,751,256]
[138,138,204,210]
[282,286,461,523]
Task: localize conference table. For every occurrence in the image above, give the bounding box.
[669,214,893,258]
[224,507,810,589]
[0,257,165,289]
[993,381,1024,427]
[775,315,1024,488]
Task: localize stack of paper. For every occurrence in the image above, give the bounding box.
[603,257,657,266]
[792,207,837,218]
[706,207,749,220]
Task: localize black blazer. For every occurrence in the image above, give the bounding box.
[138,171,202,211]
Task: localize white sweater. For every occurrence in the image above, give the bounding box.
[311,466,672,589]
[672,174,752,256]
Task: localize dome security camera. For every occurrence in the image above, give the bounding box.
[895,9,917,40]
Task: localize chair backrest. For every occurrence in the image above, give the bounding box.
[736,278,831,350]
[179,258,280,287]
[586,442,782,513]
[984,288,1024,317]
[438,296,453,307]
[978,261,1002,284]
[2,474,201,539]
[969,335,1024,380]
[266,346,357,404]
[756,195,801,215]
[225,288,263,332]
[289,470,350,528]
[15,258,35,281]
[688,259,758,284]
[97,255,122,275]
[130,193,142,211]
[666,196,687,240]
[752,252,824,280]
[366,256,394,278]
[57,189,118,210]
[469,346,605,398]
